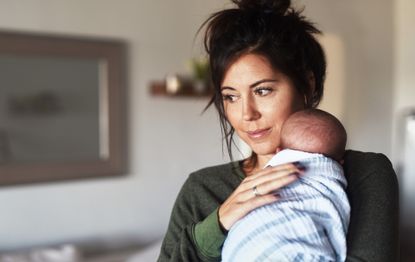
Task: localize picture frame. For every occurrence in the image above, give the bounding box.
[0,31,127,186]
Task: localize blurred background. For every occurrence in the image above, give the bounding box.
[0,0,413,261]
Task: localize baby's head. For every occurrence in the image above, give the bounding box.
[280,109,347,161]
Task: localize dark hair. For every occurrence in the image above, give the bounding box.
[201,0,327,168]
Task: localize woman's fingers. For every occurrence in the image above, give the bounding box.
[218,192,280,230]
[243,162,297,182]
[219,161,306,230]
[242,162,301,184]
[237,172,299,202]
[239,193,281,214]
[239,163,303,192]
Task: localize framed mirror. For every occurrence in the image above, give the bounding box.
[0,31,126,186]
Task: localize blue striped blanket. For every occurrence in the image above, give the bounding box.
[221,149,350,262]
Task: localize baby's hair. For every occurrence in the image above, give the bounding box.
[280,109,347,160]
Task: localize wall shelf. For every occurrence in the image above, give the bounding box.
[149,80,213,98]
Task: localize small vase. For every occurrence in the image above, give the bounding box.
[193,79,206,95]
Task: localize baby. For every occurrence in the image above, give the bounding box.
[221,109,350,262]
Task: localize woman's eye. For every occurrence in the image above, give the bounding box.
[254,87,273,96]
[222,94,238,102]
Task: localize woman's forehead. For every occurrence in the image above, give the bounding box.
[222,53,279,86]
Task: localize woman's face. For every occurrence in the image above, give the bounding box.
[221,53,304,162]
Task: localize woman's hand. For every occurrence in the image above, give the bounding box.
[218,162,304,230]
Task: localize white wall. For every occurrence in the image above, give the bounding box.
[301,0,395,156]
[393,0,415,161]
[0,0,407,252]
[394,0,415,109]
[393,0,415,228]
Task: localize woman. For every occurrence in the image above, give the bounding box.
[158,0,399,261]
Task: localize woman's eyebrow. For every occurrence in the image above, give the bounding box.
[221,86,235,91]
[249,79,277,88]
[221,79,277,91]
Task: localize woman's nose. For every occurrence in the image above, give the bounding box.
[242,98,260,121]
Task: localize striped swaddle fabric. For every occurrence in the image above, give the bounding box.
[221,149,350,262]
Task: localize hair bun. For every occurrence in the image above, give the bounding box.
[232,0,291,15]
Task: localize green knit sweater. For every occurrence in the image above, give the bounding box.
[157,150,399,262]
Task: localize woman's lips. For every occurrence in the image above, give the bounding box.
[246,128,271,139]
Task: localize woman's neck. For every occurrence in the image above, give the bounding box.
[243,154,274,176]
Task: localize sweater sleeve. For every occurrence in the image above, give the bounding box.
[157,173,227,262]
[344,151,399,262]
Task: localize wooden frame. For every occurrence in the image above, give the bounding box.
[0,31,126,186]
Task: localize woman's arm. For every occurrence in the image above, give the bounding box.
[344,150,399,262]
[158,162,304,261]
[157,174,226,262]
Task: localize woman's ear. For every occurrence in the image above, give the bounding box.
[308,71,316,92]
[304,71,315,107]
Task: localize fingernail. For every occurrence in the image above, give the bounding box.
[293,162,307,171]
[290,171,300,177]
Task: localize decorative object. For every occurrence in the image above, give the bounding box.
[149,56,212,98]
[8,90,62,115]
[0,31,126,186]
[189,57,210,94]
